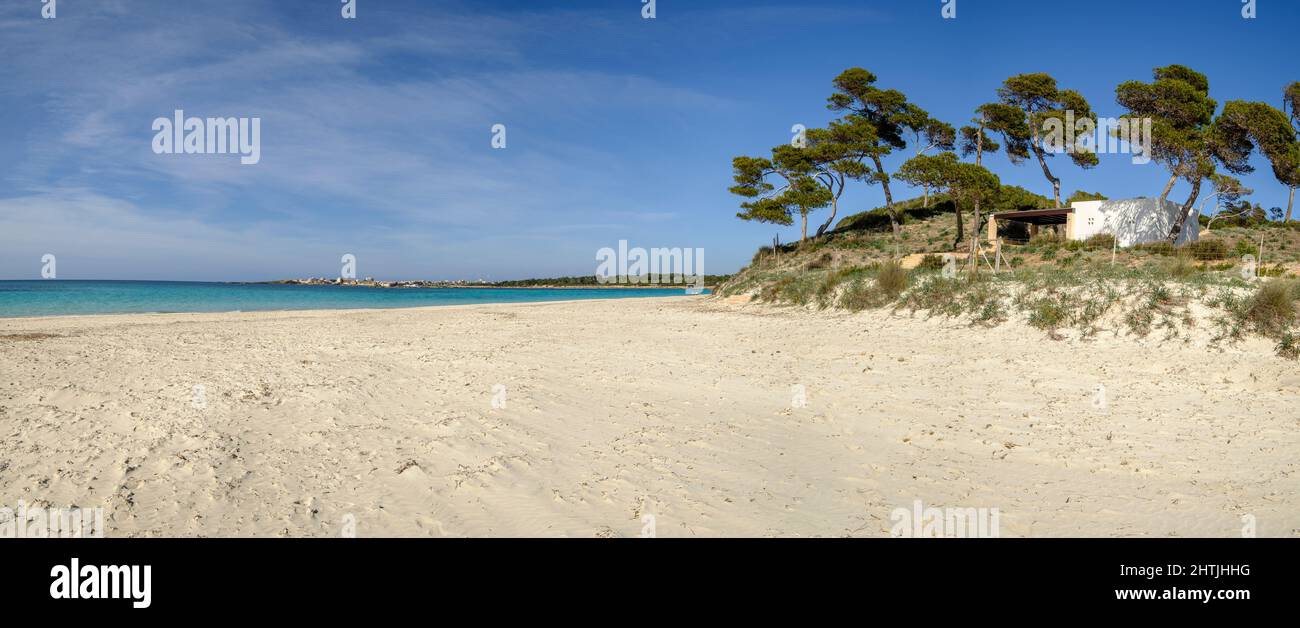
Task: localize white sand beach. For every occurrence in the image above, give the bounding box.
[2,296,1297,537]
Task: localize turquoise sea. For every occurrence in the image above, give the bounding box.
[0,281,702,318]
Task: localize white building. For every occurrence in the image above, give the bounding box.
[988,197,1199,247]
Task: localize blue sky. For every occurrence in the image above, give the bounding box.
[1,0,1296,281]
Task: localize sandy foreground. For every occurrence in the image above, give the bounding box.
[1,296,1297,537]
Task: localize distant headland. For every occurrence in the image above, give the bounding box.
[257,275,730,289]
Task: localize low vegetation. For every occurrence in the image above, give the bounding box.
[718,198,1300,358]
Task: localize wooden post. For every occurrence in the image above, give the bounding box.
[1259,234,1265,276]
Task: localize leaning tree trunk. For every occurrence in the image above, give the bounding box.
[969,195,982,272]
[800,212,808,243]
[1168,176,1203,244]
[1028,128,1062,207]
[953,204,964,249]
[1287,186,1296,223]
[1028,139,1062,236]
[814,197,837,238]
[1037,154,1062,207]
[814,178,843,238]
[871,155,902,248]
[1157,173,1178,208]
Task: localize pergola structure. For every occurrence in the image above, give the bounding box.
[986,208,1075,243]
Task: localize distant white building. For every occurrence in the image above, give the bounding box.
[988,197,1199,247]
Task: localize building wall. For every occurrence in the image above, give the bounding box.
[1068,198,1198,246]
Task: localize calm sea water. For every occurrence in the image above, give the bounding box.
[0,281,702,318]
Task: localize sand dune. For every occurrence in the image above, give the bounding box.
[1,297,1296,537]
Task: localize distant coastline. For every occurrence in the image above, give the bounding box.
[257,276,728,289]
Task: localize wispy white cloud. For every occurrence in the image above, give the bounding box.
[0,190,613,281]
[0,0,732,279]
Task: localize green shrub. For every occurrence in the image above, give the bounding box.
[916,254,945,271]
[837,279,874,312]
[1260,264,1288,278]
[1124,305,1155,337]
[814,266,870,308]
[758,275,817,306]
[1027,295,1070,331]
[1076,288,1119,335]
[1277,332,1300,360]
[1083,233,1115,250]
[966,280,1007,325]
[1245,279,1298,336]
[900,275,963,314]
[1055,253,1079,267]
[1121,283,1180,337]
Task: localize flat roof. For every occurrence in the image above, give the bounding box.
[989,208,1073,225]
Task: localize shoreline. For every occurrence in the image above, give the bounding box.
[0,281,709,321]
[257,281,716,290]
[0,293,704,324]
